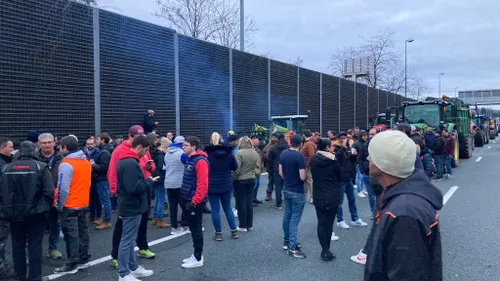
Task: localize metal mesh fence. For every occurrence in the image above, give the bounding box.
[0,0,406,143]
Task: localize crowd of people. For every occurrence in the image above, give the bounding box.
[0,114,445,281]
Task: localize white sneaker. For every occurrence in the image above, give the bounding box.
[170,227,184,235]
[130,266,153,278]
[237,227,248,232]
[331,232,339,241]
[353,184,357,189]
[337,221,350,229]
[350,249,367,265]
[362,190,368,195]
[351,219,368,227]
[182,255,196,264]
[233,208,238,218]
[357,191,366,198]
[181,256,203,268]
[119,275,141,281]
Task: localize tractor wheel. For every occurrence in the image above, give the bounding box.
[475,131,485,147]
[460,135,473,159]
[452,130,459,168]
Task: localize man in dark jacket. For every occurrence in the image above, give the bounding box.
[267,132,289,209]
[143,110,159,134]
[93,133,114,230]
[116,135,154,281]
[424,126,436,151]
[37,133,64,260]
[358,129,377,216]
[364,130,443,281]
[180,136,209,269]
[0,137,15,279]
[83,137,102,224]
[443,130,455,179]
[353,132,367,197]
[263,135,277,201]
[433,131,446,180]
[1,141,54,281]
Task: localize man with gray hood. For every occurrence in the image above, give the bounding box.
[364,130,443,281]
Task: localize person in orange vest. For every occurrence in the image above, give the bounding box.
[53,135,92,274]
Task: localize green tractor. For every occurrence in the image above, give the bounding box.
[402,95,473,167]
[472,114,490,146]
[243,115,309,147]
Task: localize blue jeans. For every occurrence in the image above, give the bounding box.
[355,164,363,193]
[118,215,141,278]
[96,181,111,223]
[253,177,261,201]
[48,207,60,251]
[208,192,237,233]
[434,155,444,179]
[337,181,359,222]
[154,184,166,220]
[362,175,376,215]
[443,154,452,176]
[282,189,306,248]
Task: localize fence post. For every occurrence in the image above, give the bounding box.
[297,66,300,114]
[229,49,233,130]
[268,59,271,121]
[366,85,369,129]
[174,33,180,136]
[354,80,357,128]
[338,77,341,131]
[319,73,323,135]
[377,88,380,113]
[92,7,101,135]
[386,90,389,108]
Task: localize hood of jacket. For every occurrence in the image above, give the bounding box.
[168,143,183,153]
[420,146,431,156]
[238,140,253,149]
[64,150,88,160]
[100,143,114,152]
[191,150,208,158]
[275,139,289,151]
[382,170,443,211]
[118,149,140,161]
[205,145,232,158]
[314,151,336,167]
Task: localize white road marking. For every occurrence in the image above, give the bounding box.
[488,146,492,149]
[476,157,483,162]
[443,185,459,205]
[45,231,190,280]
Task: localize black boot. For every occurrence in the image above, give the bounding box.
[321,250,335,261]
[203,205,212,214]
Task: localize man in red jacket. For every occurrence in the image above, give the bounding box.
[108,125,157,268]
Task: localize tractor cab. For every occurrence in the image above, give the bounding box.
[270,115,308,136]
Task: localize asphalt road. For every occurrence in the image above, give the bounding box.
[4,139,500,281]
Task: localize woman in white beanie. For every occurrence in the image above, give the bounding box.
[364,130,443,281]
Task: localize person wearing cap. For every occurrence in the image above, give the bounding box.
[250,135,264,205]
[267,132,289,209]
[353,131,368,198]
[165,136,189,235]
[279,134,307,259]
[1,141,54,281]
[143,110,159,134]
[227,134,239,155]
[331,139,367,229]
[108,125,156,269]
[363,130,443,281]
[300,130,316,204]
[262,134,278,202]
[152,137,171,228]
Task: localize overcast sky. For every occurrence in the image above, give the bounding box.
[97,0,500,98]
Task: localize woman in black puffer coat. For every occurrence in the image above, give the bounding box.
[310,138,342,262]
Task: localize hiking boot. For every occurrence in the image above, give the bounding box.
[231,229,239,239]
[214,232,223,241]
[54,263,78,274]
[152,218,158,226]
[321,250,335,261]
[287,245,306,259]
[96,222,112,230]
[137,249,155,259]
[47,249,63,260]
[265,192,272,201]
[110,259,118,269]
[156,220,171,228]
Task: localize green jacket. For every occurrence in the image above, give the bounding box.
[233,141,259,181]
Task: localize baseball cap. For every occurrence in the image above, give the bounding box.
[337,131,348,137]
[290,135,303,147]
[147,109,155,114]
[174,136,185,144]
[128,125,145,137]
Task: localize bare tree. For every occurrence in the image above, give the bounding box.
[288,56,303,67]
[72,0,98,5]
[328,46,360,76]
[155,0,256,49]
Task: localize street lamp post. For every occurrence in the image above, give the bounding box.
[438,72,445,97]
[404,37,414,100]
[455,86,459,98]
[240,0,244,52]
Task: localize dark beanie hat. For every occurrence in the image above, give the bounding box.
[19,141,37,158]
[27,131,39,143]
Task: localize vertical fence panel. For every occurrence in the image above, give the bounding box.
[340,78,355,130]
[368,88,379,125]
[356,83,368,130]
[271,61,298,116]
[299,68,320,132]
[322,75,340,134]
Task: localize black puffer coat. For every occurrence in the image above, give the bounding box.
[310,152,342,210]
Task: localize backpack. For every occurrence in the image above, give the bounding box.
[0,160,45,220]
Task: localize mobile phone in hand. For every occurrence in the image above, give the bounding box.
[152,176,160,182]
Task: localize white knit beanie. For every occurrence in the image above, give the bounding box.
[368,130,416,179]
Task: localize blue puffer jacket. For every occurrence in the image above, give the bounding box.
[204,145,238,194]
[420,146,434,179]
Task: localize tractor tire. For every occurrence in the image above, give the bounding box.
[475,131,485,147]
[459,135,473,159]
[452,130,459,168]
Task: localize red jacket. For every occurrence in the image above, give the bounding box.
[443,135,455,156]
[108,140,156,195]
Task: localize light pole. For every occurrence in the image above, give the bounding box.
[240,0,244,52]
[455,86,459,98]
[438,72,445,97]
[404,37,414,100]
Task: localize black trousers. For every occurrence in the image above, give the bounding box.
[111,211,149,259]
[184,201,204,261]
[273,172,284,206]
[266,173,274,193]
[167,188,187,229]
[234,179,255,229]
[89,181,102,220]
[10,212,47,281]
[59,208,90,264]
[315,206,338,252]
